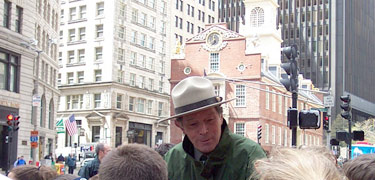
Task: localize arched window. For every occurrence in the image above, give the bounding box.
[40,95,46,127]
[250,7,264,28]
[48,99,54,129]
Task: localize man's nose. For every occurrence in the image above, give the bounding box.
[199,123,208,135]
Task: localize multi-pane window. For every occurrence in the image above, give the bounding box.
[118,26,125,39]
[278,95,283,114]
[130,73,136,86]
[77,71,84,83]
[137,98,145,113]
[79,5,86,19]
[284,128,288,146]
[148,78,154,90]
[78,49,85,62]
[95,47,103,61]
[235,85,246,107]
[79,27,86,40]
[0,51,19,92]
[160,41,166,53]
[94,70,102,82]
[129,97,135,111]
[250,7,264,27]
[266,86,270,109]
[214,84,220,96]
[69,29,76,42]
[265,124,269,143]
[235,123,245,136]
[57,73,61,85]
[97,2,104,16]
[120,4,126,18]
[15,6,23,33]
[272,125,276,144]
[140,13,147,26]
[139,54,146,67]
[139,75,145,88]
[147,100,153,114]
[272,90,276,112]
[116,94,122,109]
[130,51,137,65]
[158,102,163,116]
[67,72,74,84]
[68,51,74,63]
[96,24,103,38]
[3,1,11,28]
[210,53,219,72]
[147,57,154,70]
[66,95,83,110]
[69,7,76,21]
[148,0,155,8]
[161,1,166,14]
[94,93,101,108]
[131,31,137,43]
[159,60,165,74]
[149,16,155,29]
[140,33,146,47]
[159,80,163,93]
[118,48,124,62]
[148,37,155,50]
[285,96,288,116]
[132,9,138,22]
[161,21,166,34]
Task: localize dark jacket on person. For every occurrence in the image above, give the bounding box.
[57,155,65,162]
[67,156,76,167]
[78,157,100,179]
[164,120,266,180]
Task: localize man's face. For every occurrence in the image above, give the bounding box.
[176,107,223,154]
[99,145,111,161]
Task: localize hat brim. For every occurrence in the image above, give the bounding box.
[157,98,235,123]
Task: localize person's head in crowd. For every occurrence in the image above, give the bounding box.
[343,153,375,180]
[39,165,58,180]
[89,174,99,180]
[99,143,167,180]
[154,143,175,157]
[253,147,344,180]
[299,145,338,166]
[8,165,41,180]
[95,143,111,161]
[53,174,80,180]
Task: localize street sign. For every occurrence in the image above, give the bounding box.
[324,95,334,107]
[32,95,41,106]
[56,119,65,133]
[30,131,38,148]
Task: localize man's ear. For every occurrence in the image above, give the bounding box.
[175,120,184,132]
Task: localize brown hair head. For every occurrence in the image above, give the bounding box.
[343,154,375,180]
[9,165,42,180]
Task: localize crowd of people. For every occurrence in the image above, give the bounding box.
[4,76,375,180]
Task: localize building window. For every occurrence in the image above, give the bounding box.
[272,125,276,144]
[272,90,276,112]
[147,57,154,70]
[139,54,146,67]
[77,71,84,83]
[130,51,136,65]
[235,123,245,136]
[129,97,135,111]
[118,70,124,83]
[140,13,147,26]
[235,85,246,107]
[279,127,282,145]
[137,98,145,113]
[278,95,283,114]
[0,50,20,92]
[148,37,155,50]
[67,72,74,84]
[94,93,101,108]
[118,26,125,39]
[116,94,122,109]
[92,126,100,142]
[139,75,145,88]
[118,48,124,62]
[265,124,269,143]
[214,84,220,96]
[79,27,86,40]
[159,80,163,93]
[147,100,153,114]
[132,9,138,22]
[284,128,288,146]
[69,29,76,42]
[95,47,103,61]
[67,94,83,110]
[69,7,76,21]
[78,49,85,63]
[131,31,137,43]
[148,78,154,91]
[15,6,23,33]
[96,24,103,38]
[130,73,136,86]
[115,127,122,147]
[210,53,219,72]
[158,102,163,116]
[97,2,104,16]
[159,60,165,74]
[3,1,11,28]
[140,33,146,47]
[250,7,264,27]
[79,5,86,19]
[94,70,102,82]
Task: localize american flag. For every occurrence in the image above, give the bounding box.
[65,114,77,136]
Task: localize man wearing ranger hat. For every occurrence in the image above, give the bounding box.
[160,76,266,180]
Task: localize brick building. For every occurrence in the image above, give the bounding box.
[168,23,324,152]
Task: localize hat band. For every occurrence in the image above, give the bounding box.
[174,97,219,114]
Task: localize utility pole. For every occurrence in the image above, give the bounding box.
[280,44,299,147]
[340,94,352,159]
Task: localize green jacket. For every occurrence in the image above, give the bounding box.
[164,121,266,180]
[78,157,100,179]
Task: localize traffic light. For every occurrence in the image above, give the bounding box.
[353,130,364,141]
[299,110,320,129]
[287,108,298,128]
[340,95,351,120]
[280,44,299,92]
[7,114,14,131]
[323,112,329,130]
[257,125,262,141]
[14,116,20,131]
